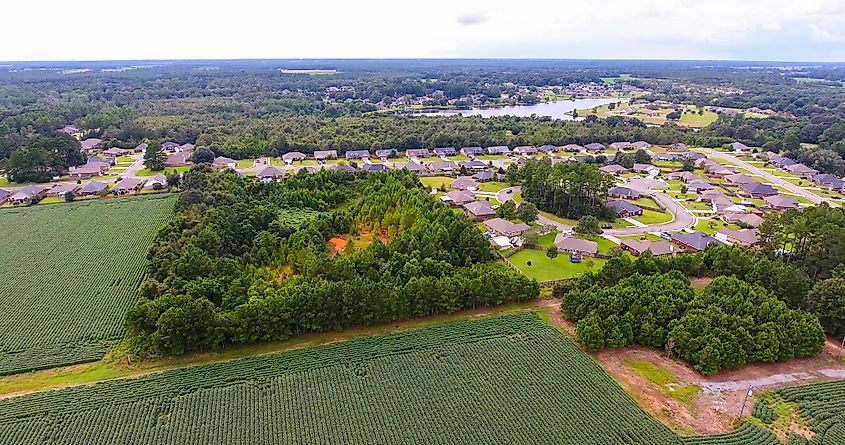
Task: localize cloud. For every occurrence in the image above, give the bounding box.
[761,23,782,31]
[810,24,844,42]
[456,12,487,26]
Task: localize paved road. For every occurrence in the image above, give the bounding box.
[697,147,835,207]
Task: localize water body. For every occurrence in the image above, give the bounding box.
[414,98,628,119]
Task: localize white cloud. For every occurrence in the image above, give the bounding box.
[0,0,844,61]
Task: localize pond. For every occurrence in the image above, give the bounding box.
[411,97,628,119]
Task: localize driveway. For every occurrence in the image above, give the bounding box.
[697,147,836,207]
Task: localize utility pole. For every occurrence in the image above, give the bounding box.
[739,388,753,419]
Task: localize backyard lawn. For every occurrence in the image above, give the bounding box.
[420,176,453,190]
[693,218,740,235]
[680,200,712,211]
[632,209,673,225]
[116,156,135,163]
[478,181,510,192]
[236,159,255,168]
[509,248,607,281]
[136,166,190,176]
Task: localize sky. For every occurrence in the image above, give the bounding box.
[2,0,845,62]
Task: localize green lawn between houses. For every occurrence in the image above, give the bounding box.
[136,166,190,176]
[509,248,607,282]
[632,209,674,225]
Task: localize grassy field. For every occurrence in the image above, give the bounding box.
[137,166,190,176]
[419,176,453,190]
[0,314,686,445]
[632,209,673,225]
[509,248,606,281]
[0,195,176,375]
[478,181,510,192]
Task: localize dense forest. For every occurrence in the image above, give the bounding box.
[2,60,845,181]
[125,167,538,355]
[515,158,616,220]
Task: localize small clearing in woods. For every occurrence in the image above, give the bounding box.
[328,237,347,255]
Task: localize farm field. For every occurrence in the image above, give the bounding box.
[0,195,176,375]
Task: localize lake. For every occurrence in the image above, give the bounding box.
[412,98,628,119]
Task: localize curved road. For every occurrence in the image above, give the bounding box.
[496,185,696,236]
[697,147,835,207]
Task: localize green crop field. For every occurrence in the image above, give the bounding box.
[0,195,176,375]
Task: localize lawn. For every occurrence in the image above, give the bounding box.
[680,200,712,211]
[475,154,509,161]
[478,181,510,192]
[137,166,190,176]
[509,248,607,281]
[693,218,740,235]
[419,176,453,190]
[632,209,673,225]
[631,197,660,208]
[115,155,135,163]
[236,159,255,168]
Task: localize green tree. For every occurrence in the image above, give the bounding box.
[144,142,166,171]
[804,277,845,338]
[633,149,651,164]
[546,245,559,259]
[516,202,538,222]
[495,200,518,220]
[575,215,601,236]
[523,229,540,248]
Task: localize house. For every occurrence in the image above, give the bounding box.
[134,143,148,152]
[427,161,457,174]
[631,141,651,150]
[374,149,396,160]
[451,177,479,191]
[56,125,82,137]
[724,213,765,228]
[45,183,78,197]
[212,156,237,169]
[537,144,557,153]
[144,174,169,189]
[620,239,679,256]
[68,164,105,180]
[554,234,599,257]
[599,164,629,176]
[398,162,428,175]
[685,152,706,161]
[441,190,476,206]
[633,163,660,176]
[462,200,496,221]
[606,200,643,217]
[718,204,749,216]
[281,152,307,163]
[406,148,430,158]
[473,170,495,182]
[609,142,633,151]
[785,163,817,178]
[362,163,389,173]
[671,232,722,252]
[771,157,797,168]
[484,218,531,237]
[486,146,511,155]
[102,147,128,157]
[256,166,287,181]
[458,160,488,171]
[314,150,338,161]
[763,194,799,210]
[77,181,108,196]
[561,144,584,152]
[165,152,191,167]
[490,235,514,250]
[810,173,845,190]
[513,146,537,155]
[668,143,689,152]
[79,138,103,152]
[668,171,699,182]
[433,147,456,157]
[9,185,49,204]
[460,146,484,156]
[584,143,606,152]
[607,186,640,199]
[178,143,195,152]
[162,142,180,151]
[715,228,760,248]
[739,181,778,198]
[112,178,144,195]
[725,173,757,185]
[731,142,751,152]
[0,188,10,204]
[88,156,115,167]
[345,150,371,160]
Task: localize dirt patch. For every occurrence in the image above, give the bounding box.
[328,237,347,255]
[275,266,293,284]
[689,276,713,289]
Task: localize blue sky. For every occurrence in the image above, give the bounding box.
[2,0,845,61]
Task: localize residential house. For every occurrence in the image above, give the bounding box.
[178,143,195,152]
[281,152,306,163]
[314,150,338,161]
[607,186,639,199]
[668,143,689,152]
[406,148,430,158]
[473,170,495,182]
[362,163,389,173]
[606,200,643,217]
[685,152,706,161]
[134,143,148,152]
[771,157,797,168]
[375,149,397,160]
[427,161,457,174]
[451,177,479,191]
[345,149,371,160]
[671,232,722,252]
[113,178,144,195]
[9,185,49,204]
[620,239,679,256]
[165,152,191,167]
[651,152,676,162]
[433,147,456,157]
[609,142,633,151]
[599,164,629,176]
[633,163,660,176]
[88,156,115,167]
[763,194,799,210]
[162,142,180,151]
[441,190,476,206]
[0,188,10,204]
[725,173,757,185]
[460,146,484,156]
[584,143,606,152]
[785,163,817,178]
[739,181,778,198]
[561,144,584,152]
[329,164,357,173]
[458,160,488,171]
[256,166,287,182]
[724,213,765,228]
[810,173,845,190]
[398,162,428,175]
[537,144,558,153]
[668,171,699,182]
[715,228,760,248]
[731,142,751,152]
[631,141,651,150]
[486,146,511,155]
[513,146,537,156]
[56,125,82,138]
[76,181,108,196]
[462,200,496,221]
[554,234,599,257]
[45,183,78,197]
[80,138,103,152]
[102,147,128,157]
[212,156,237,169]
[144,174,169,189]
[484,218,531,238]
[68,164,105,180]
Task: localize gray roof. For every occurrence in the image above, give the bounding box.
[554,235,598,255]
[444,190,476,205]
[606,200,642,216]
[607,186,639,198]
[406,148,430,157]
[433,147,456,156]
[281,152,306,161]
[78,181,108,194]
[345,150,371,159]
[740,182,778,196]
[462,200,495,217]
[459,160,487,170]
[585,143,606,151]
[362,163,389,172]
[114,178,144,190]
[672,232,722,251]
[314,150,338,159]
[0,189,10,199]
[460,146,484,155]
[427,161,456,171]
[256,166,287,178]
[375,149,397,158]
[763,194,798,209]
[330,164,357,173]
[486,146,511,154]
[483,218,530,237]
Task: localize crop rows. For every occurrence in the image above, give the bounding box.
[681,423,780,445]
[775,380,845,444]
[0,195,176,375]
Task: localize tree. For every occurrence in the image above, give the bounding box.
[64,191,75,203]
[546,245,559,259]
[666,111,681,120]
[523,229,539,248]
[804,277,845,338]
[615,152,634,169]
[505,163,520,183]
[144,142,166,171]
[633,149,651,164]
[190,147,215,164]
[575,215,601,236]
[516,202,538,222]
[166,172,181,188]
[495,200,518,220]
[680,157,695,172]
